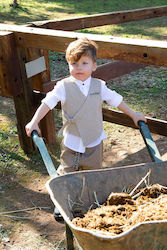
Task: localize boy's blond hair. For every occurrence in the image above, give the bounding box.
[66,37,98,63]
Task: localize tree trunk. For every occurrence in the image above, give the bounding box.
[10,0,19,7]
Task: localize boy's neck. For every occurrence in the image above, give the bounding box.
[71,75,91,83]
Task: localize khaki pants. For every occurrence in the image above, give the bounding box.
[57,142,103,175]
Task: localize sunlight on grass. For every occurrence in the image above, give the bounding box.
[0,115,13,130]
[80,16,167,40]
[0,0,78,24]
[0,0,167,36]
[107,66,167,120]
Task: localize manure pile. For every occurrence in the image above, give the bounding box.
[72,184,167,235]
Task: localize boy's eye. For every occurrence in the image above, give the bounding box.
[83,62,88,64]
[72,62,76,65]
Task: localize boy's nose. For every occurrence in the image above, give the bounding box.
[76,64,81,68]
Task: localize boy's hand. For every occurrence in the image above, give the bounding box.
[118,101,147,127]
[25,122,41,137]
[25,103,50,137]
[132,112,147,127]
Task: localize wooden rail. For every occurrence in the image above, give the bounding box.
[30,6,167,31]
[0,24,167,67]
[102,108,167,137]
[0,31,22,97]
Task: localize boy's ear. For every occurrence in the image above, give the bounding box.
[93,62,97,72]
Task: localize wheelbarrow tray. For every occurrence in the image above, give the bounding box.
[46,160,167,250]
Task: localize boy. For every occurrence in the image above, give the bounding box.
[26,37,146,175]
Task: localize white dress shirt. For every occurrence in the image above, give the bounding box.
[42,76,123,153]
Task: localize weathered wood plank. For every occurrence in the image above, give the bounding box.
[102,108,167,137]
[24,48,56,144]
[0,24,166,66]
[30,6,167,31]
[42,79,60,93]
[92,61,145,81]
[0,31,22,97]
[13,46,35,153]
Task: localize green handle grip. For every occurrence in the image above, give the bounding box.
[138,121,162,163]
[31,130,58,178]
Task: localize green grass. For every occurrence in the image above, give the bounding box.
[0,0,167,40]
[107,66,167,120]
[0,226,11,242]
[81,16,167,40]
[0,95,61,184]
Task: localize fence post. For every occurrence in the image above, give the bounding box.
[23,47,57,145]
[0,30,57,153]
[0,31,35,153]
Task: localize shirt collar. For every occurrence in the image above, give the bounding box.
[70,76,91,86]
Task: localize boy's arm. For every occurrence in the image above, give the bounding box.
[25,103,51,137]
[118,101,147,127]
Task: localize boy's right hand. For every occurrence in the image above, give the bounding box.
[25,122,41,137]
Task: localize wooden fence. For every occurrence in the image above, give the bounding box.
[0,6,167,153]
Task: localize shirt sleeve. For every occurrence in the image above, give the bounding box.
[101,80,123,108]
[41,80,66,110]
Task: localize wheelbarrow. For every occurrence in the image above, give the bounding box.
[32,121,167,250]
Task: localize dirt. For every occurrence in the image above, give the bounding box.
[1,126,167,250]
[0,175,66,250]
[72,184,167,235]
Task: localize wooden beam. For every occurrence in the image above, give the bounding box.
[42,79,60,93]
[103,108,167,137]
[0,31,22,97]
[0,24,166,66]
[23,48,56,144]
[30,6,167,31]
[13,46,35,154]
[92,61,145,81]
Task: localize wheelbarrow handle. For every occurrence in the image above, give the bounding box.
[138,121,162,163]
[31,130,58,178]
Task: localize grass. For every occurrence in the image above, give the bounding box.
[0,226,11,243]
[107,66,167,119]
[80,16,167,40]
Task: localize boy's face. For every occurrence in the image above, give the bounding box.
[68,55,97,82]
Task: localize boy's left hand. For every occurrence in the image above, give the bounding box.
[132,112,147,127]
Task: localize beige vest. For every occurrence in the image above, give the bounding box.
[61,77,103,146]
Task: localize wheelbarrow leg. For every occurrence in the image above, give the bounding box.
[66,223,74,250]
